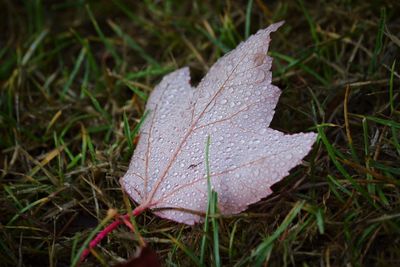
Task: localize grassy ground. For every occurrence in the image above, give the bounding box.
[1,0,399,266]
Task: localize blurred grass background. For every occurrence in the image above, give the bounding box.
[1,0,399,266]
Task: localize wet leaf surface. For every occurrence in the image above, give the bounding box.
[121,22,317,224]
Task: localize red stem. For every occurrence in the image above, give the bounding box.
[80,207,145,262]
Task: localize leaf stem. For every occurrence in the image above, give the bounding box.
[79,206,145,263]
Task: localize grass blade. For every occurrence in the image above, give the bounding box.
[245,0,254,39]
[369,8,386,73]
[21,29,48,66]
[123,112,133,153]
[317,125,376,207]
[108,20,159,66]
[201,136,221,266]
[86,4,121,66]
[253,201,305,266]
[389,60,396,113]
[61,46,85,99]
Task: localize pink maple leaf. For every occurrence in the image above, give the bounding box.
[120,21,317,225]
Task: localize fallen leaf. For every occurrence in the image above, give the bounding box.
[121,22,317,225]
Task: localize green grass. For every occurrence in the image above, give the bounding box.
[1,0,400,266]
